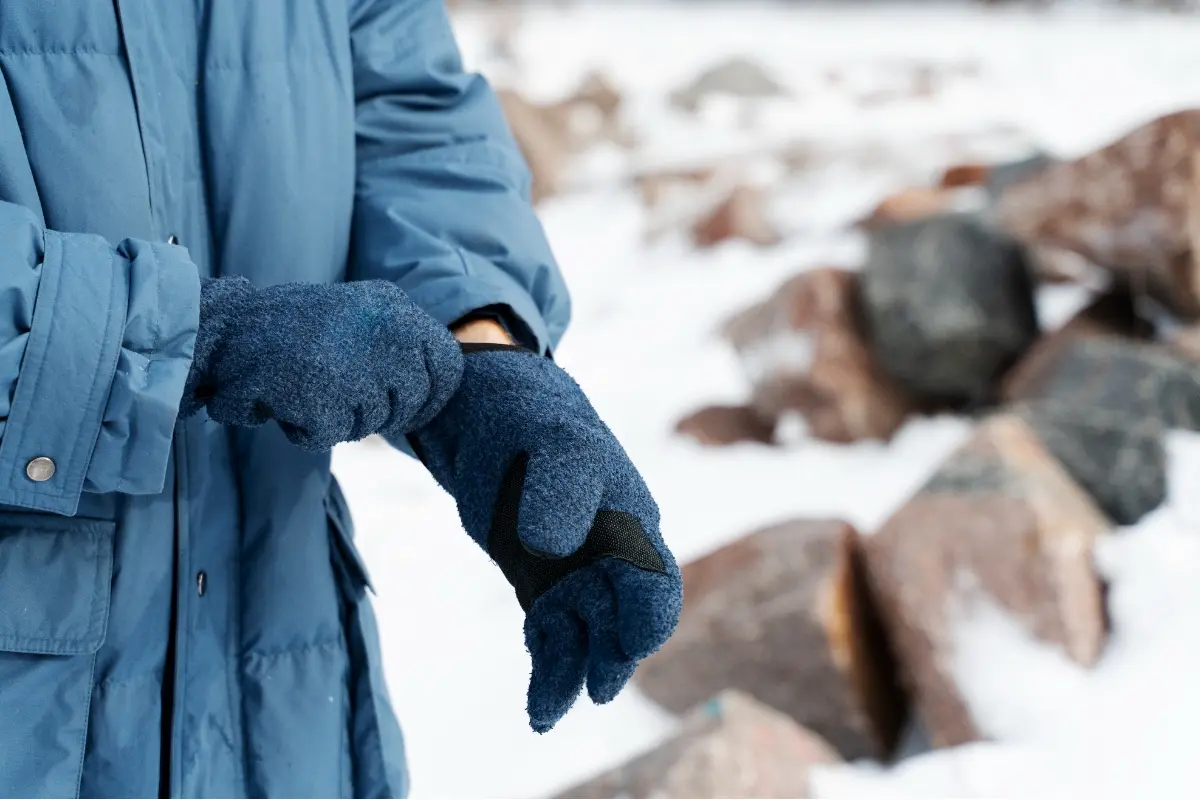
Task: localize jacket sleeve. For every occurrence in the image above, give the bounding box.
[347,0,571,355]
[0,201,199,515]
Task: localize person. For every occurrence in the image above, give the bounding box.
[0,1,682,797]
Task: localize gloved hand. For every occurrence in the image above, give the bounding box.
[181,277,463,451]
[407,343,682,733]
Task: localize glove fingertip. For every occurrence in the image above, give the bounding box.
[609,563,683,661]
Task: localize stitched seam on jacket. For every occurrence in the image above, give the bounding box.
[2,233,64,499]
[65,247,123,501]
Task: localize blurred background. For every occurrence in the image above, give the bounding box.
[333,1,1200,797]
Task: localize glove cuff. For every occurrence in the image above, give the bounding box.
[179,276,255,418]
[460,342,537,356]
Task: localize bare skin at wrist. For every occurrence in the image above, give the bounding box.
[451,317,514,345]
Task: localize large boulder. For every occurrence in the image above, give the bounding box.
[636,519,908,761]
[862,414,1110,748]
[860,213,1040,408]
[723,268,918,443]
[993,110,1200,317]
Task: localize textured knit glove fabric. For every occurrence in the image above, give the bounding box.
[181,277,464,451]
[407,344,683,733]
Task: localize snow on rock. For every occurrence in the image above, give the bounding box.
[814,431,1200,799]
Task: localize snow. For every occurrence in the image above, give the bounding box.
[814,432,1200,799]
[329,3,1200,797]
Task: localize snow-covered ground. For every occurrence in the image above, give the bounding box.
[331,3,1200,797]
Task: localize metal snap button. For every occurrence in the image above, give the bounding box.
[25,456,55,482]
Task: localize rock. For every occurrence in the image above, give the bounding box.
[556,690,841,799]
[674,404,775,446]
[550,72,634,151]
[983,152,1055,201]
[1018,402,1165,527]
[496,88,569,204]
[856,186,958,231]
[1025,244,1108,285]
[495,74,629,204]
[1000,286,1153,402]
[992,110,1200,317]
[691,185,781,248]
[1173,323,1200,362]
[669,57,788,113]
[1005,333,1200,524]
[722,268,918,443]
[635,520,909,761]
[938,162,990,189]
[862,415,1109,748]
[860,213,1041,408]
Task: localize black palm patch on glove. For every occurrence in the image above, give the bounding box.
[489,452,667,612]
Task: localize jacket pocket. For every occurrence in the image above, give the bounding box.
[326,479,409,799]
[0,512,116,798]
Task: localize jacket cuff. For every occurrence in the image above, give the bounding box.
[87,239,200,495]
[404,251,553,356]
[0,233,198,515]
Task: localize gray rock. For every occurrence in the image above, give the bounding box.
[860,213,1040,408]
[1019,403,1166,526]
[984,153,1055,201]
[669,57,788,111]
[1011,336,1200,524]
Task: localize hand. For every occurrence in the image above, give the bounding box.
[181,277,464,451]
[407,345,683,733]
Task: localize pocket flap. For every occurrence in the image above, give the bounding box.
[0,512,116,655]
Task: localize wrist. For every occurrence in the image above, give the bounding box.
[451,317,513,345]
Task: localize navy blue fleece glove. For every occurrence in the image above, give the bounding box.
[407,344,683,733]
[181,277,463,451]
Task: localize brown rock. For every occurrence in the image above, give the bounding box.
[495,89,569,204]
[495,74,629,205]
[862,414,1109,748]
[939,162,990,189]
[636,520,909,761]
[546,72,634,151]
[993,110,1200,317]
[722,268,917,443]
[691,185,781,248]
[674,404,775,446]
[557,690,841,799]
[857,186,956,230]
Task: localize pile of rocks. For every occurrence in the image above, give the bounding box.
[564,111,1200,797]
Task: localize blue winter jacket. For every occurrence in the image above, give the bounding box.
[0,1,570,797]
